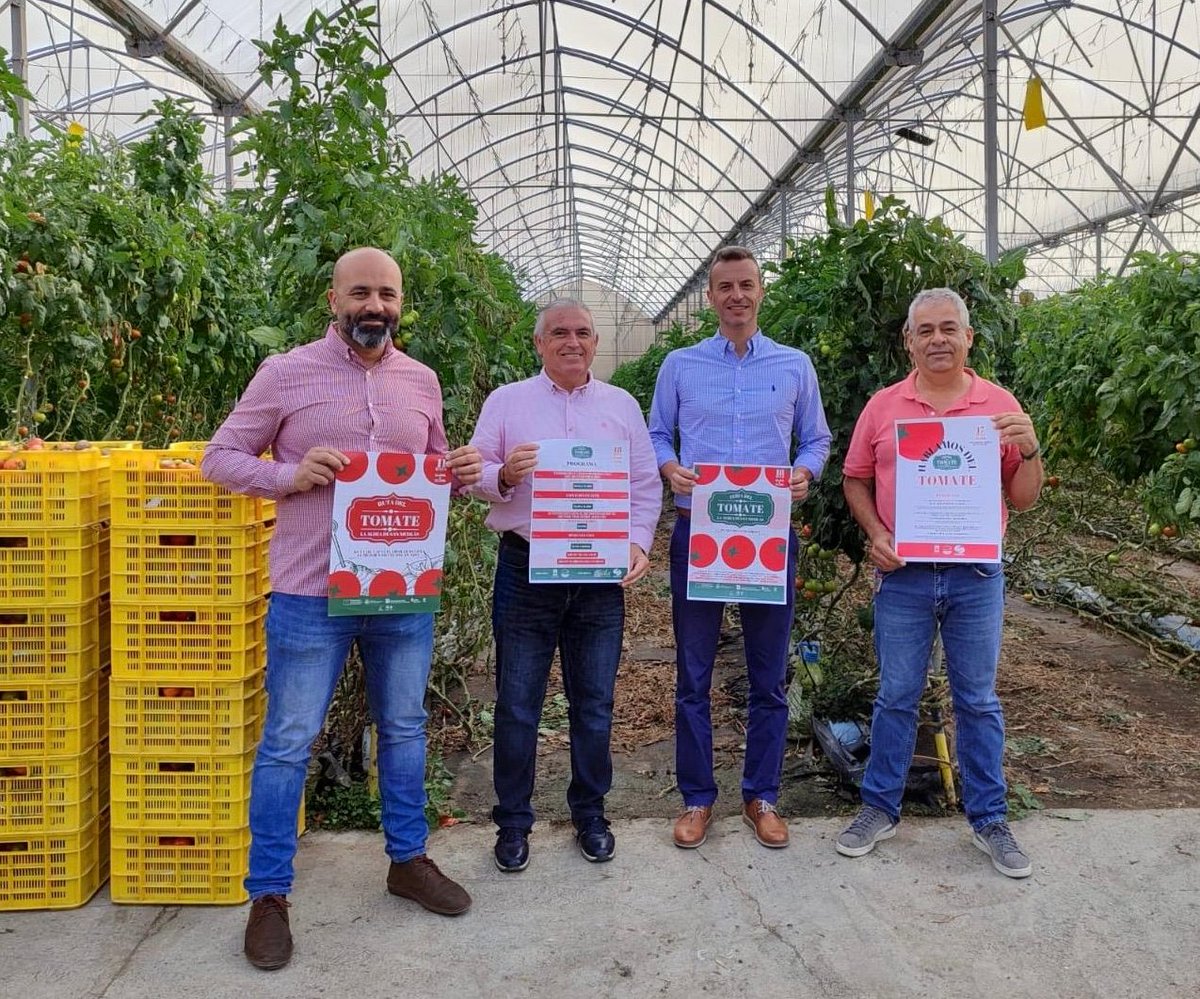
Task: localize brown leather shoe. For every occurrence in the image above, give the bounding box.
[387,856,471,915]
[244,894,293,970]
[673,805,713,849]
[742,799,789,848]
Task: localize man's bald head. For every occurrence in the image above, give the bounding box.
[331,247,402,293]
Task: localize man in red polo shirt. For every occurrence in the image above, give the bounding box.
[836,288,1043,878]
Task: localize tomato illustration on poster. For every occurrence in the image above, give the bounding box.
[327,451,451,615]
[687,464,792,604]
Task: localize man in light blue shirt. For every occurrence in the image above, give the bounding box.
[648,245,831,850]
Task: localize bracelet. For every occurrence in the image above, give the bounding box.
[1020,445,1042,461]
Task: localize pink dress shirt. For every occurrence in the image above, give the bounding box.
[843,368,1024,536]
[469,370,662,553]
[202,326,450,596]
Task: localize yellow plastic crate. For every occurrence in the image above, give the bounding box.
[0,814,106,910]
[110,752,253,829]
[110,449,274,527]
[0,449,103,527]
[110,600,267,679]
[110,826,249,904]
[0,604,101,682]
[108,673,264,755]
[0,673,101,758]
[99,595,111,666]
[0,526,106,604]
[98,667,110,739]
[111,525,270,604]
[0,750,102,833]
[91,440,142,513]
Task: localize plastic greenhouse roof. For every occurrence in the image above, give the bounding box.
[6,1,1200,321]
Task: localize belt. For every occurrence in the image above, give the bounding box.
[676,507,691,518]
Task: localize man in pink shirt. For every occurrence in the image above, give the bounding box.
[470,299,661,872]
[203,247,483,971]
[836,288,1043,879]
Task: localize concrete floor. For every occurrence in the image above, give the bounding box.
[2,809,1198,999]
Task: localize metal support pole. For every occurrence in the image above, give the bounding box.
[982,0,1000,264]
[844,115,856,226]
[223,113,234,191]
[779,184,789,260]
[10,0,30,138]
[1094,226,1103,277]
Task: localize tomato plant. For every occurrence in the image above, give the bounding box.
[0,101,268,443]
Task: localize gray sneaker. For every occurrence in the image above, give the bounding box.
[835,805,896,857]
[973,821,1032,878]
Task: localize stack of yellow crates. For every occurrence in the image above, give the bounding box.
[107,447,273,904]
[0,447,109,910]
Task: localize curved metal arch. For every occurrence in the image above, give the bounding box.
[408,86,753,211]
[385,0,839,115]
[396,47,792,174]
[862,84,1194,244]
[463,124,743,231]
[495,202,705,282]
[483,180,718,283]
[901,48,1200,175]
[850,131,1081,241]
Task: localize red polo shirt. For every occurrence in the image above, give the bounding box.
[843,368,1025,536]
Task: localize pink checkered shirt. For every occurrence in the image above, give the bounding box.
[202,325,450,596]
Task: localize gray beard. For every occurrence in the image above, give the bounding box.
[341,316,396,349]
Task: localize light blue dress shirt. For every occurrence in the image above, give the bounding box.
[648,330,833,510]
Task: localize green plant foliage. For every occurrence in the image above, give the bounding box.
[0,101,268,443]
[612,192,1024,561]
[0,45,33,129]
[231,5,537,443]
[306,781,382,831]
[1013,252,1200,534]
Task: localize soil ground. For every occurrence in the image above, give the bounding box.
[443,515,1200,830]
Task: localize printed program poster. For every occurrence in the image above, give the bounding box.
[529,439,630,582]
[687,464,792,604]
[893,416,1003,562]
[328,452,451,615]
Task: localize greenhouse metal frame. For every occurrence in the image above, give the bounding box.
[4,0,1198,328]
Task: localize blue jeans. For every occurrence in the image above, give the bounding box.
[668,517,797,806]
[246,593,434,899]
[491,534,624,832]
[862,562,1008,830]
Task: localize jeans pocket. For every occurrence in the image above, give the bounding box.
[971,563,1004,580]
[873,567,892,595]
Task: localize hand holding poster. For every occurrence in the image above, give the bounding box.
[893,416,1003,562]
[328,452,451,615]
[687,464,792,604]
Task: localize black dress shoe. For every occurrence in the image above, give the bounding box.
[575,816,615,863]
[494,827,530,872]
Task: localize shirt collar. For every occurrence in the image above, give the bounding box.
[711,329,765,357]
[901,367,988,407]
[538,368,593,395]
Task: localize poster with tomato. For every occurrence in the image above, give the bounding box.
[687,464,792,604]
[528,439,630,582]
[327,452,451,615]
[894,416,1003,562]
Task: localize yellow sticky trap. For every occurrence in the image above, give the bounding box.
[1022,78,1047,131]
[864,190,876,220]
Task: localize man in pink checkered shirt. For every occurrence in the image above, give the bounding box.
[204,247,483,971]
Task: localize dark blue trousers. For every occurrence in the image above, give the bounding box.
[491,533,625,832]
[669,517,797,806]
